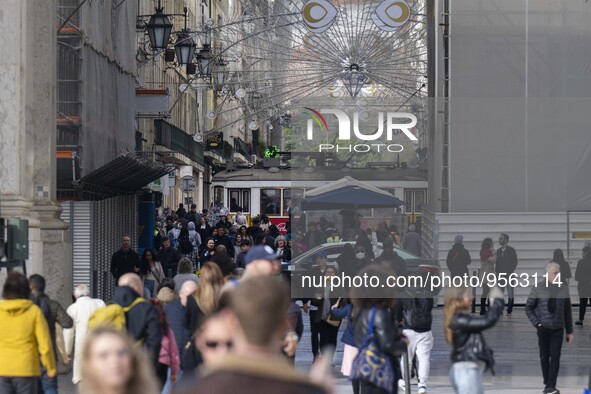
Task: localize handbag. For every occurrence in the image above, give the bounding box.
[326,298,342,327]
[350,307,395,393]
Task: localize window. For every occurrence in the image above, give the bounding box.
[214,186,224,208]
[404,190,413,213]
[260,189,281,215]
[228,189,251,212]
[282,188,303,216]
[414,190,426,214]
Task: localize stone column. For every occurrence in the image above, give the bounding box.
[0,0,71,306]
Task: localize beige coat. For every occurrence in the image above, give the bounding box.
[63,296,106,384]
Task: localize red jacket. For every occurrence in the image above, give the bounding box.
[159,327,180,375]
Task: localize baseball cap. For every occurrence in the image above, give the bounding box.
[316,250,328,258]
[245,245,283,265]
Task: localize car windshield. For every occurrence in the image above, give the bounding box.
[291,241,422,264]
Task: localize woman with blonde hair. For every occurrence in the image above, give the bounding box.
[79,327,159,394]
[186,262,225,334]
[444,286,503,394]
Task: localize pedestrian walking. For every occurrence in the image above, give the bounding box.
[157,237,182,278]
[495,233,518,315]
[63,284,106,385]
[310,267,341,361]
[444,285,503,394]
[29,274,74,394]
[141,248,165,298]
[479,237,496,315]
[552,249,572,285]
[303,251,329,360]
[526,262,574,394]
[396,276,437,394]
[197,217,213,243]
[351,264,407,394]
[198,238,216,267]
[186,221,202,260]
[446,235,471,278]
[78,327,159,394]
[376,238,408,277]
[274,235,292,262]
[173,258,200,292]
[330,299,359,394]
[213,226,235,258]
[187,204,201,227]
[575,246,591,325]
[0,272,56,394]
[113,273,162,366]
[402,223,421,256]
[150,299,180,390]
[110,235,141,282]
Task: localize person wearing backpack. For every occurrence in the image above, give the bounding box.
[29,274,73,394]
[446,235,471,279]
[178,226,194,258]
[395,279,439,394]
[111,274,162,367]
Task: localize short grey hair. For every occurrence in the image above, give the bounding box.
[545,262,560,273]
[177,258,194,274]
[74,284,90,298]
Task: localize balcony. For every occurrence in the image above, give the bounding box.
[154,120,204,164]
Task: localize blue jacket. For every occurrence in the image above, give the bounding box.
[164,300,191,359]
[331,304,355,347]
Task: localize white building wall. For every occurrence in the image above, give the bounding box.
[422,209,591,304]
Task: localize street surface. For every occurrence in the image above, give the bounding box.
[59,307,591,393]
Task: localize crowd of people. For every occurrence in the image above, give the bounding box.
[1,207,590,394]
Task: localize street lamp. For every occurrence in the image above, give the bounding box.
[174,8,196,65]
[343,64,368,98]
[146,1,173,50]
[196,44,214,78]
[213,58,229,91]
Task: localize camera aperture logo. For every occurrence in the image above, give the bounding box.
[304,108,418,153]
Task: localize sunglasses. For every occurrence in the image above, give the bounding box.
[205,340,233,349]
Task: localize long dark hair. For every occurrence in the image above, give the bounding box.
[140,248,155,276]
[350,264,397,315]
[553,248,566,264]
[480,238,493,260]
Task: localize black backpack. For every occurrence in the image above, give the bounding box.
[179,229,193,254]
[403,292,433,331]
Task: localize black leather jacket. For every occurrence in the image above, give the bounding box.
[354,307,406,357]
[449,298,503,373]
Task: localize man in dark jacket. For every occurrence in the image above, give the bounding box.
[495,233,518,315]
[115,274,162,367]
[157,236,182,277]
[187,204,201,226]
[29,274,74,394]
[213,226,235,258]
[575,246,591,325]
[110,235,141,282]
[376,238,408,277]
[176,203,187,219]
[446,234,471,278]
[525,262,573,394]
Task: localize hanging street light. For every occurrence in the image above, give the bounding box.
[174,8,196,65]
[343,64,368,98]
[196,44,214,78]
[145,1,173,50]
[212,57,229,91]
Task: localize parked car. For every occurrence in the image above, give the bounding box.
[282,241,440,281]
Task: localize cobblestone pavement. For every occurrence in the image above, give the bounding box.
[59,306,591,393]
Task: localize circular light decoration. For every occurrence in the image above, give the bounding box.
[205,18,215,27]
[248,121,259,130]
[235,88,246,98]
[359,110,371,121]
[302,0,338,34]
[372,0,411,31]
[207,111,216,119]
[265,145,280,158]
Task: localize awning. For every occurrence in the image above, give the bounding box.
[302,176,404,210]
[73,153,174,197]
